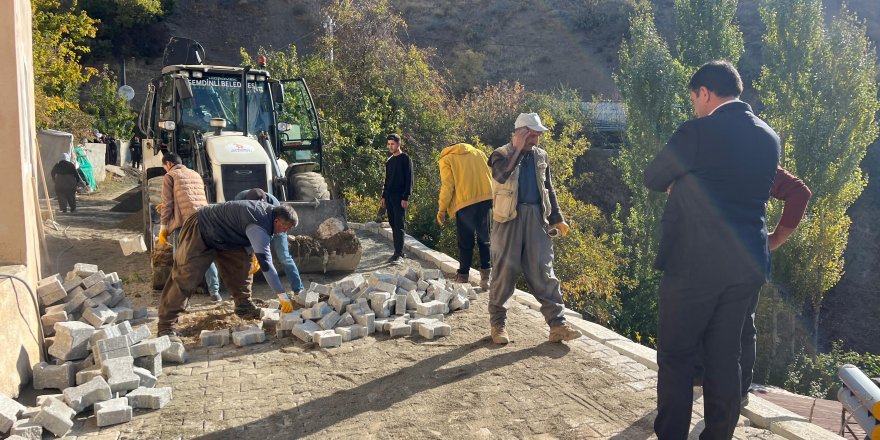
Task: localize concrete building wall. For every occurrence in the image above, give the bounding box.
[0,0,46,397]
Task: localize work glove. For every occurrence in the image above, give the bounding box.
[155,203,164,214]
[157,229,169,246]
[248,254,260,275]
[278,292,294,313]
[436,211,446,225]
[549,222,570,238]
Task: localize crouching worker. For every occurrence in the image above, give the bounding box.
[157,200,300,341]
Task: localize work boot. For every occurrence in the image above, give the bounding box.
[234,301,261,320]
[157,329,182,344]
[210,292,222,302]
[491,326,510,344]
[548,323,581,343]
[454,272,469,283]
[479,268,491,290]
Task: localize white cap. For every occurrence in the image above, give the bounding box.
[514,113,548,132]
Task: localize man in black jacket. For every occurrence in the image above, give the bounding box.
[157,200,299,340]
[380,133,413,262]
[644,61,780,439]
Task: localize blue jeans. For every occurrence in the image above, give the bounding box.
[171,228,220,293]
[272,232,304,292]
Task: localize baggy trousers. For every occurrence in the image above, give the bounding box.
[654,273,763,440]
[488,204,566,328]
[158,215,254,333]
[455,200,492,274]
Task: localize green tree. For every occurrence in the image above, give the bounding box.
[80,0,172,57]
[82,66,136,140]
[756,0,879,346]
[32,0,98,137]
[613,5,688,339]
[674,0,744,67]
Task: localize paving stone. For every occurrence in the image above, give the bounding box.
[434,289,454,305]
[101,356,140,393]
[82,280,108,298]
[337,311,355,327]
[19,406,40,419]
[353,310,376,334]
[450,293,470,311]
[370,280,398,294]
[418,320,452,339]
[394,294,408,315]
[105,288,127,308]
[416,300,448,316]
[10,418,41,440]
[75,367,102,385]
[0,394,26,432]
[162,342,187,364]
[63,375,112,413]
[36,276,68,307]
[309,282,332,295]
[232,328,266,346]
[126,387,172,409]
[90,321,126,345]
[94,397,132,427]
[132,366,158,388]
[95,346,132,368]
[200,329,230,347]
[416,280,429,291]
[61,276,83,293]
[302,301,332,320]
[401,266,420,282]
[292,320,321,342]
[329,291,351,313]
[260,307,281,322]
[126,324,151,345]
[73,263,99,278]
[295,290,320,307]
[95,334,131,354]
[35,395,63,407]
[318,310,341,330]
[405,290,423,310]
[33,398,74,437]
[374,318,391,333]
[278,311,304,332]
[313,330,342,348]
[389,322,412,337]
[40,310,68,337]
[334,324,367,342]
[397,276,418,292]
[82,303,118,328]
[133,353,163,377]
[49,321,94,361]
[33,361,75,390]
[111,305,133,321]
[132,307,148,319]
[422,269,441,280]
[63,289,87,316]
[413,313,446,321]
[131,335,171,357]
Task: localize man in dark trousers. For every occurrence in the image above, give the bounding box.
[380,133,413,263]
[157,200,299,340]
[644,60,780,439]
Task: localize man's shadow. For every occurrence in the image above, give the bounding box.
[196,339,570,439]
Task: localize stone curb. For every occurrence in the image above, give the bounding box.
[348,222,842,439]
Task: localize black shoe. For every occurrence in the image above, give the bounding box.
[386,253,404,263]
[158,329,182,344]
[234,302,261,319]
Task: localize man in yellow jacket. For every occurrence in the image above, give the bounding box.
[437,142,494,289]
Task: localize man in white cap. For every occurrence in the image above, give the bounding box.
[485,113,581,345]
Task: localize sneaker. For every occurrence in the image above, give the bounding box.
[210,292,222,302]
[479,268,491,290]
[548,323,581,343]
[454,272,469,283]
[157,329,182,344]
[234,302,261,320]
[491,326,510,344]
[386,253,404,263]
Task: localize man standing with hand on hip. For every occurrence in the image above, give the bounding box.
[645,60,779,439]
[486,113,581,345]
[437,142,494,288]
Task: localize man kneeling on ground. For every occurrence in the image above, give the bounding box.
[157,200,299,341]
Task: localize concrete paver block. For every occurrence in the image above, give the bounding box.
[37,277,68,307]
[111,304,133,321]
[0,394,26,432]
[421,269,441,280]
[200,329,230,347]
[75,367,102,385]
[318,310,341,330]
[162,342,187,364]
[95,346,132,368]
[49,321,95,361]
[353,311,376,334]
[132,366,158,388]
[33,398,75,436]
[82,280,108,298]
[131,335,171,357]
[33,362,75,390]
[80,270,106,288]
[62,376,112,413]
[94,397,132,427]
[232,328,266,347]
[329,291,351,313]
[133,354,162,377]
[309,282,332,295]
[35,395,63,407]
[418,320,451,339]
[10,418,42,440]
[406,290,422,309]
[337,312,355,327]
[295,290,320,307]
[64,290,87,316]
[95,334,131,354]
[389,322,412,337]
[334,324,367,342]
[416,301,448,316]
[302,301,332,320]
[450,293,469,311]
[40,310,68,337]
[62,276,83,293]
[279,312,304,332]
[395,294,408,315]
[126,387,172,409]
[397,276,418,292]
[126,324,151,345]
[293,320,321,342]
[73,263,99,277]
[101,356,141,393]
[82,303,118,328]
[434,289,453,305]
[313,330,342,348]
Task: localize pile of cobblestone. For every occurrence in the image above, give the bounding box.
[200,265,478,349]
[1,263,181,438]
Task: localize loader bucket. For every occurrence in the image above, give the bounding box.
[281,199,362,274]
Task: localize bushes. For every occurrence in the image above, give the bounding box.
[784,341,880,399]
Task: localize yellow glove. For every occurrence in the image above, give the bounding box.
[278,292,294,313]
[248,254,260,275]
[436,211,446,225]
[155,203,164,214]
[550,222,570,238]
[157,229,169,246]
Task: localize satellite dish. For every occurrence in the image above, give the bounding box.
[118,85,135,101]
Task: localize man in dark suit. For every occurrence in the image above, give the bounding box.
[645,60,780,439]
